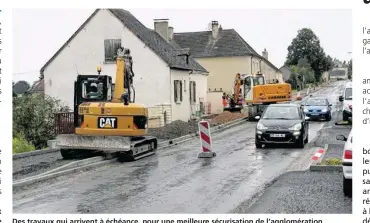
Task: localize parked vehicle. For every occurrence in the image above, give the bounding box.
[255,104,309,148]
[336,130,352,197]
[339,82,352,121]
[302,97,332,121]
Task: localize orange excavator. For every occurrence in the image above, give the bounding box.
[222,73,245,112]
[223,72,292,120]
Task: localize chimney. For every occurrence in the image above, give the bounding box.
[154,19,169,41]
[168,26,174,41]
[262,48,268,60]
[211,21,219,39]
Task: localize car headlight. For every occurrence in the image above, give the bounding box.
[257,123,267,130]
[322,108,328,112]
[303,108,308,112]
[289,123,302,131]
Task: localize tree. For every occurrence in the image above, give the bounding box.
[13,80,31,95]
[325,55,334,71]
[285,28,330,82]
[347,59,352,80]
[13,94,70,149]
[333,58,342,68]
[290,65,316,84]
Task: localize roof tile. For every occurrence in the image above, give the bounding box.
[172,29,280,72]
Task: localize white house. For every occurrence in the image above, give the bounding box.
[40,9,208,124]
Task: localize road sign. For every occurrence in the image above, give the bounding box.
[198,121,216,158]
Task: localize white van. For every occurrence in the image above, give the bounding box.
[339,82,352,121]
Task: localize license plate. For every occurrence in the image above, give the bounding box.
[270,134,285,137]
[311,113,319,116]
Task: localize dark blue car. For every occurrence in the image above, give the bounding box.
[302,97,332,121]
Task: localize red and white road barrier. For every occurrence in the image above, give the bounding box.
[312,148,325,161]
[296,91,302,101]
[198,121,216,158]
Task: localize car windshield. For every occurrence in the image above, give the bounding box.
[345,88,352,100]
[262,106,300,120]
[305,98,327,106]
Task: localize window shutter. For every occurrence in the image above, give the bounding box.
[180,80,183,102]
[189,81,192,101]
[193,81,196,103]
[174,81,178,102]
[104,39,112,61]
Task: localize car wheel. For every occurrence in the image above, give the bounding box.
[304,132,309,143]
[255,140,262,149]
[343,112,348,121]
[296,135,305,148]
[343,175,352,197]
[325,113,331,121]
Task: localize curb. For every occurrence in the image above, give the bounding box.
[33,156,105,177]
[13,148,60,160]
[13,158,117,190]
[309,165,342,172]
[309,144,342,171]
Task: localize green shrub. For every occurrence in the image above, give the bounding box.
[13,94,70,149]
[13,136,35,154]
[320,158,342,166]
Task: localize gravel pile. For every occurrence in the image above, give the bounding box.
[148,120,199,140]
[210,111,247,125]
[148,112,247,141]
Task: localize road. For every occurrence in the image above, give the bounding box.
[13,81,346,214]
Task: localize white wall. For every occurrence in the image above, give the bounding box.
[170,69,191,122]
[189,72,207,105]
[207,91,224,114]
[43,9,170,109]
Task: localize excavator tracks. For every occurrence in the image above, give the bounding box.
[118,136,158,161]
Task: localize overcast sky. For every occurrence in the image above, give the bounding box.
[12,8,352,83]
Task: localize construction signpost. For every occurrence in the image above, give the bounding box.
[198,121,216,158]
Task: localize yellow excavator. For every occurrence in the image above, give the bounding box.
[223,72,292,121]
[55,49,157,161]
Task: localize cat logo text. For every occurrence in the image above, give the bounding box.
[98,117,117,129]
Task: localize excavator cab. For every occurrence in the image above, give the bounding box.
[73,67,113,128]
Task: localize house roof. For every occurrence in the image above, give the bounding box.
[171,29,280,72]
[40,9,207,76]
[279,65,292,72]
[29,79,44,94]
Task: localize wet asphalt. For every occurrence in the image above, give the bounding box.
[235,81,352,214]
[13,81,346,214]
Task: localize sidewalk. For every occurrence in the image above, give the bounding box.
[291,82,330,100]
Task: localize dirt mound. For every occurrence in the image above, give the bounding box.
[148,112,247,141]
[148,120,198,140]
[210,111,247,125]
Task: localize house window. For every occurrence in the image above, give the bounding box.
[189,81,196,103]
[174,80,183,103]
[104,39,121,62]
